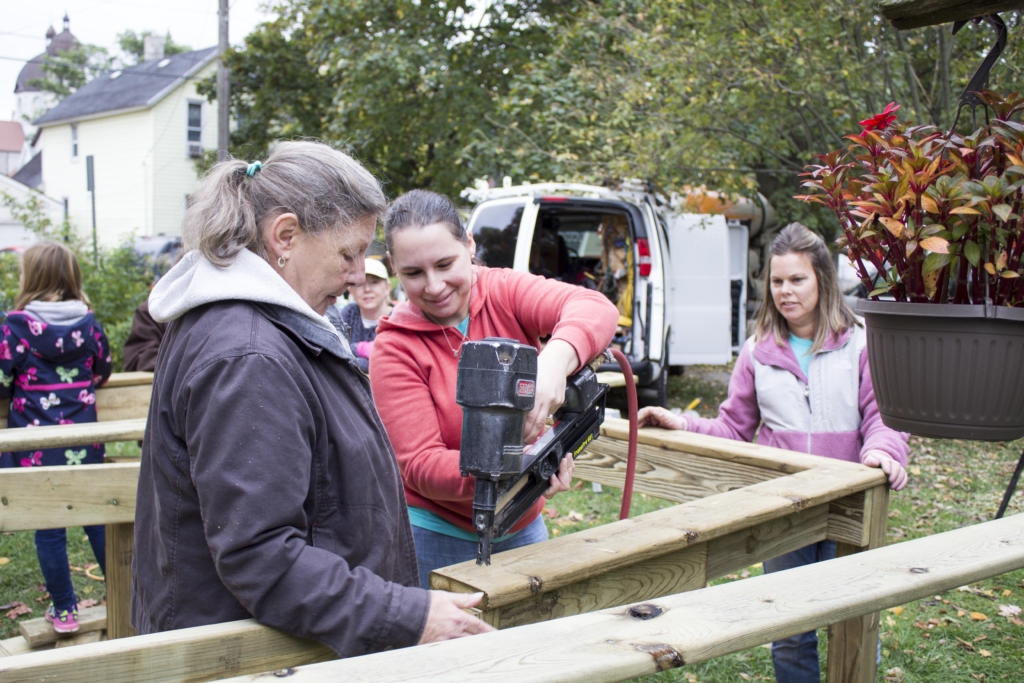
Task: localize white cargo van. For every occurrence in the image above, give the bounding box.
[462,181,765,406]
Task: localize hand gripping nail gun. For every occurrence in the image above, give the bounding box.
[457,337,609,565]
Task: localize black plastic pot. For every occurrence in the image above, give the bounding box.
[857,299,1024,441]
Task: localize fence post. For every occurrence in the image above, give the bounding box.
[105,522,135,639]
[825,484,889,682]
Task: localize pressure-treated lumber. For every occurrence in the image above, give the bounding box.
[54,631,102,648]
[105,522,135,639]
[826,484,890,682]
[0,619,335,683]
[0,462,138,531]
[431,463,885,612]
[577,437,782,504]
[18,606,107,648]
[207,513,1024,683]
[0,372,153,426]
[878,0,1024,30]
[0,418,145,451]
[600,419,865,475]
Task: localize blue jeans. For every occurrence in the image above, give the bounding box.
[412,515,549,589]
[763,540,837,683]
[35,526,106,612]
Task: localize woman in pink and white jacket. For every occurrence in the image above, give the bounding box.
[639,223,908,683]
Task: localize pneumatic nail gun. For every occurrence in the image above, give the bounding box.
[456,337,609,565]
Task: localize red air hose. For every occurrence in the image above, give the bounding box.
[610,348,638,520]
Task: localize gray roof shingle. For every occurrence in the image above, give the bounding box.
[34,47,218,126]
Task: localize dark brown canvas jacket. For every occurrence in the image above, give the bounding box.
[131,300,428,656]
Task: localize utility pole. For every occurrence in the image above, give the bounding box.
[217,0,230,161]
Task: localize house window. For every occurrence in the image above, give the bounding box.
[186,102,203,158]
[71,124,78,158]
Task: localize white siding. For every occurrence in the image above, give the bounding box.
[148,62,218,237]
[41,112,151,246]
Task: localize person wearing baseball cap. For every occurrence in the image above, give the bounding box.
[340,258,392,373]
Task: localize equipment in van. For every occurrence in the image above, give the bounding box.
[462,181,775,407]
[456,338,639,566]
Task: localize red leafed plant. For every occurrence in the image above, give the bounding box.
[798,92,1024,304]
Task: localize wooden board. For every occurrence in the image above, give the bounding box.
[0,462,138,531]
[432,463,884,610]
[105,522,136,639]
[826,485,890,683]
[602,419,865,475]
[0,619,335,683]
[54,631,102,648]
[878,0,1024,30]
[0,418,146,451]
[0,637,33,657]
[19,606,107,648]
[577,438,782,504]
[205,513,1024,683]
[0,373,152,426]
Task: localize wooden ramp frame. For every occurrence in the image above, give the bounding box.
[1,397,899,682]
[3,513,1023,683]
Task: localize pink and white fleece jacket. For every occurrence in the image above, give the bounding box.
[688,325,908,467]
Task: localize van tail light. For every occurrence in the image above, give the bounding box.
[637,238,652,277]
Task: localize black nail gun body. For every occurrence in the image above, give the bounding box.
[456,337,609,565]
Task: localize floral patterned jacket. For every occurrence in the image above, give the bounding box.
[0,305,112,468]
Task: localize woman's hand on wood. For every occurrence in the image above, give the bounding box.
[638,406,688,431]
[524,340,580,444]
[862,449,908,491]
[417,591,495,644]
[543,452,575,499]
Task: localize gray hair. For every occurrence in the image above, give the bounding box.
[754,222,860,352]
[183,141,386,266]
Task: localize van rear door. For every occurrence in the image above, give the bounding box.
[665,213,734,365]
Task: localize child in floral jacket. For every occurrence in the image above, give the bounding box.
[0,242,112,634]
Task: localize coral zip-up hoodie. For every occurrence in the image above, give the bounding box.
[371,266,619,534]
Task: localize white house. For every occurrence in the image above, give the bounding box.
[34,44,220,245]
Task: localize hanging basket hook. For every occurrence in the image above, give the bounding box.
[948,13,1008,134]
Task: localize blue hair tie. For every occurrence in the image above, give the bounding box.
[245,161,263,178]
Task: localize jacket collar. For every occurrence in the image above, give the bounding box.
[257,304,354,362]
[752,327,853,383]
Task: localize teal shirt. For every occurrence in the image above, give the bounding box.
[410,314,526,542]
[789,333,813,377]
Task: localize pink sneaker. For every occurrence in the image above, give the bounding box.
[45,605,79,634]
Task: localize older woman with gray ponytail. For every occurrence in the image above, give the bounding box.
[132,141,492,657]
[638,223,908,683]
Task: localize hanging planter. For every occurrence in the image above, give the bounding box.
[857,299,1024,440]
[797,87,1024,441]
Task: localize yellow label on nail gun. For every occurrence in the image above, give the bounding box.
[573,432,595,457]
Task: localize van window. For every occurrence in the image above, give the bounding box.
[471,203,524,269]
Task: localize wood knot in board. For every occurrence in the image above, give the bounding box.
[1,496,7,506]
[784,495,808,510]
[681,529,699,543]
[627,603,665,620]
[910,567,929,574]
[633,643,684,671]
[528,576,544,594]
[271,669,295,678]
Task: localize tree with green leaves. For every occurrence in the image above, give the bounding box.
[214,0,1022,235]
[29,44,112,100]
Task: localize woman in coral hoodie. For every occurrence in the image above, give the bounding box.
[371,190,619,588]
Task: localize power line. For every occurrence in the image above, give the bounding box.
[0,54,212,81]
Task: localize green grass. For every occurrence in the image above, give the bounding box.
[542,366,1024,682]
